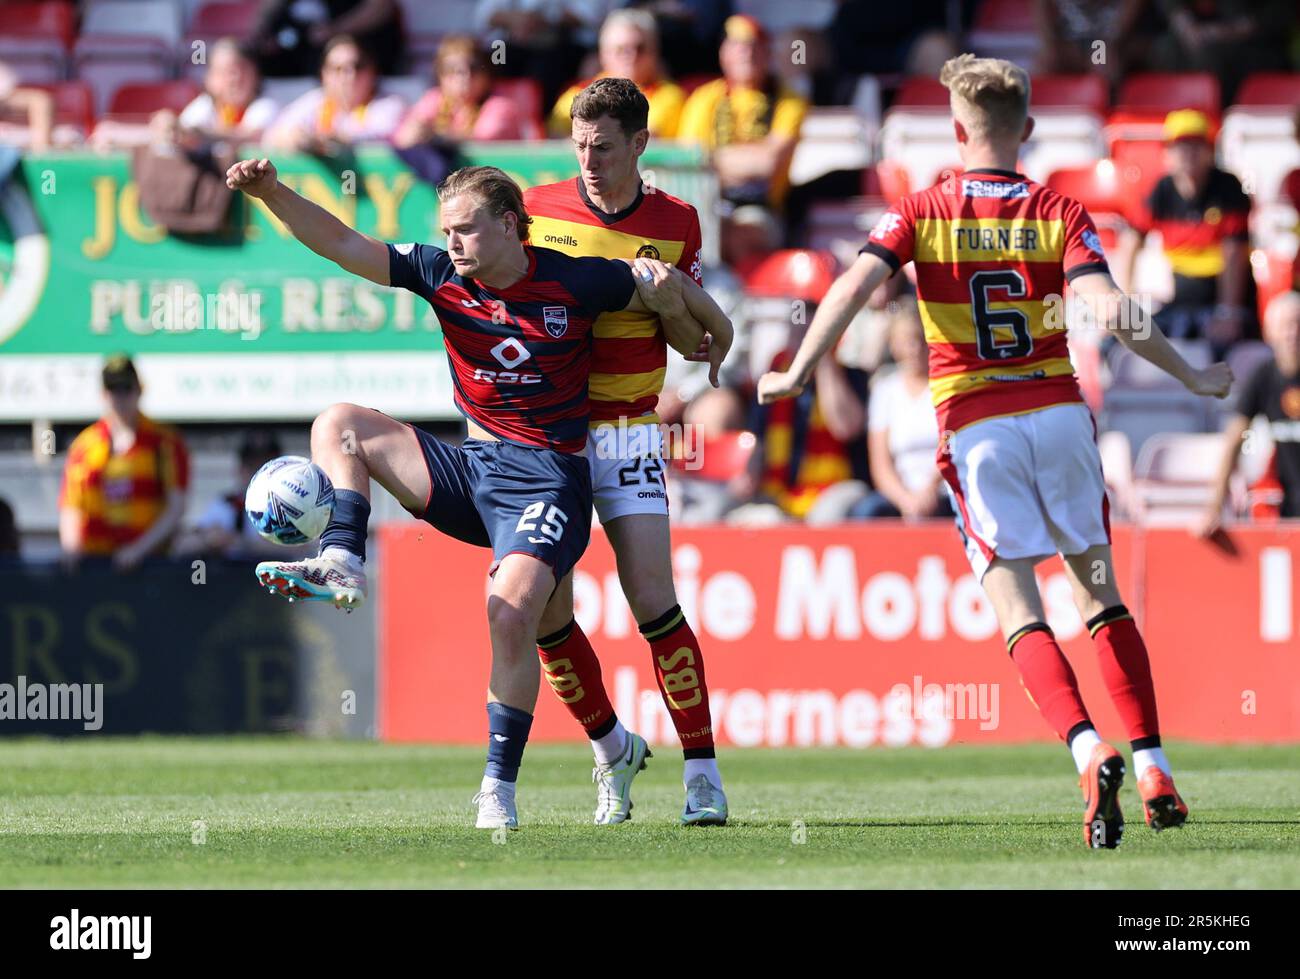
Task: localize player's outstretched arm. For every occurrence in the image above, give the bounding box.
[756,251,892,404]
[225,158,391,286]
[1070,271,1233,398]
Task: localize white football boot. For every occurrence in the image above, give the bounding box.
[681,774,728,826]
[255,547,366,610]
[592,732,652,825]
[473,781,519,830]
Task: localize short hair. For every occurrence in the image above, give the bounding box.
[570,76,650,137]
[321,34,374,72]
[939,53,1030,141]
[600,8,658,48]
[437,166,532,241]
[435,34,489,77]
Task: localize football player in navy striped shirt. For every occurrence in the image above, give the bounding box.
[225,159,733,829]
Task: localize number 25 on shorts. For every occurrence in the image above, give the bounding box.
[516,501,568,544]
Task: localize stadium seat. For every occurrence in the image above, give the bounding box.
[400,0,478,68]
[789,108,873,188]
[1019,111,1104,181]
[1234,73,1300,109]
[892,77,950,109]
[1046,161,1123,213]
[183,0,261,80]
[28,81,96,136]
[493,78,544,140]
[1100,392,1214,465]
[873,159,911,205]
[1032,74,1110,116]
[966,0,1036,67]
[0,1,76,83]
[1219,106,1300,207]
[1116,73,1221,118]
[1251,250,1297,323]
[76,1,185,115]
[743,249,838,300]
[669,430,757,482]
[1131,432,1223,526]
[106,79,203,120]
[1108,134,1167,223]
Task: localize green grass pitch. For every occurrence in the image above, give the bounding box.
[0,738,1296,888]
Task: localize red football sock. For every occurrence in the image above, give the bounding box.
[1008,623,1092,742]
[536,619,615,735]
[640,605,715,756]
[1088,606,1160,742]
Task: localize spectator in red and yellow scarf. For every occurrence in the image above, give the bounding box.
[394,35,527,147]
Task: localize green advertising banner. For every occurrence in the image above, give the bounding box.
[0,142,711,421]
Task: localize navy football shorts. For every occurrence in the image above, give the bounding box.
[406,426,593,582]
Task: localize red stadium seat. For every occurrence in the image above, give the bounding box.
[1032,74,1110,116]
[107,80,203,118]
[188,0,260,34]
[743,249,839,301]
[669,431,757,482]
[1117,72,1220,118]
[892,77,950,108]
[971,0,1035,30]
[0,1,76,49]
[1251,249,1296,324]
[28,81,96,134]
[874,159,912,204]
[1046,162,1124,213]
[1109,137,1167,223]
[492,78,544,140]
[1234,73,1300,109]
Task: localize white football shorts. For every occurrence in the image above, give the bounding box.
[938,403,1111,580]
[585,421,670,523]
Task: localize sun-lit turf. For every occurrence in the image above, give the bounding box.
[0,738,1296,888]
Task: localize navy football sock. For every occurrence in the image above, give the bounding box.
[484,702,533,782]
[318,489,370,561]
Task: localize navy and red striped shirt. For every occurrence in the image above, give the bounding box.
[388,242,636,453]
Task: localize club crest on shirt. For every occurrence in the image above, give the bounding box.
[542,305,569,338]
[636,244,660,260]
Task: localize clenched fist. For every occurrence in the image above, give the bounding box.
[226,158,278,198]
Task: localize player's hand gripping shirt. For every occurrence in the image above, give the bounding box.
[524,177,703,426]
[388,242,636,454]
[862,167,1110,434]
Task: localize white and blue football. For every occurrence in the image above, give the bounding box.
[244,455,335,545]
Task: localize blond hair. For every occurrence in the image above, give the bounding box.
[437,166,532,241]
[939,54,1030,141]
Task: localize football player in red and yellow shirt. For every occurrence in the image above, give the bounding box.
[759,55,1233,848]
[525,77,734,826]
[59,356,190,570]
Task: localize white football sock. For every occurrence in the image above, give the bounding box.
[591,721,628,767]
[320,545,364,569]
[684,757,722,788]
[1133,747,1171,777]
[480,774,516,795]
[1069,727,1102,775]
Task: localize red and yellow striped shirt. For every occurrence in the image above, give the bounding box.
[524,177,703,426]
[862,168,1109,434]
[59,415,190,555]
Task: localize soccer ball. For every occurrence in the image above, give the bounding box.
[244,456,335,545]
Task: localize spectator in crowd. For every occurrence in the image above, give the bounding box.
[59,356,190,571]
[478,0,616,110]
[676,14,807,210]
[1035,0,1160,81]
[394,36,527,147]
[250,0,404,77]
[1121,109,1257,359]
[0,497,17,557]
[0,59,53,155]
[1196,290,1300,535]
[1151,0,1292,103]
[627,0,732,79]
[176,39,279,143]
[824,2,956,103]
[186,431,295,558]
[855,297,952,520]
[265,35,406,152]
[729,332,870,523]
[549,9,684,138]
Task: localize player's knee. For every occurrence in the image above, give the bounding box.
[312,402,366,457]
[625,578,676,624]
[486,598,537,650]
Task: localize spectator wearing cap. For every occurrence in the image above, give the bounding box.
[1196,290,1300,536]
[59,356,190,570]
[186,432,294,558]
[549,10,685,138]
[394,36,527,146]
[1121,109,1257,358]
[265,35,406,152]
[675,14,807,210]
